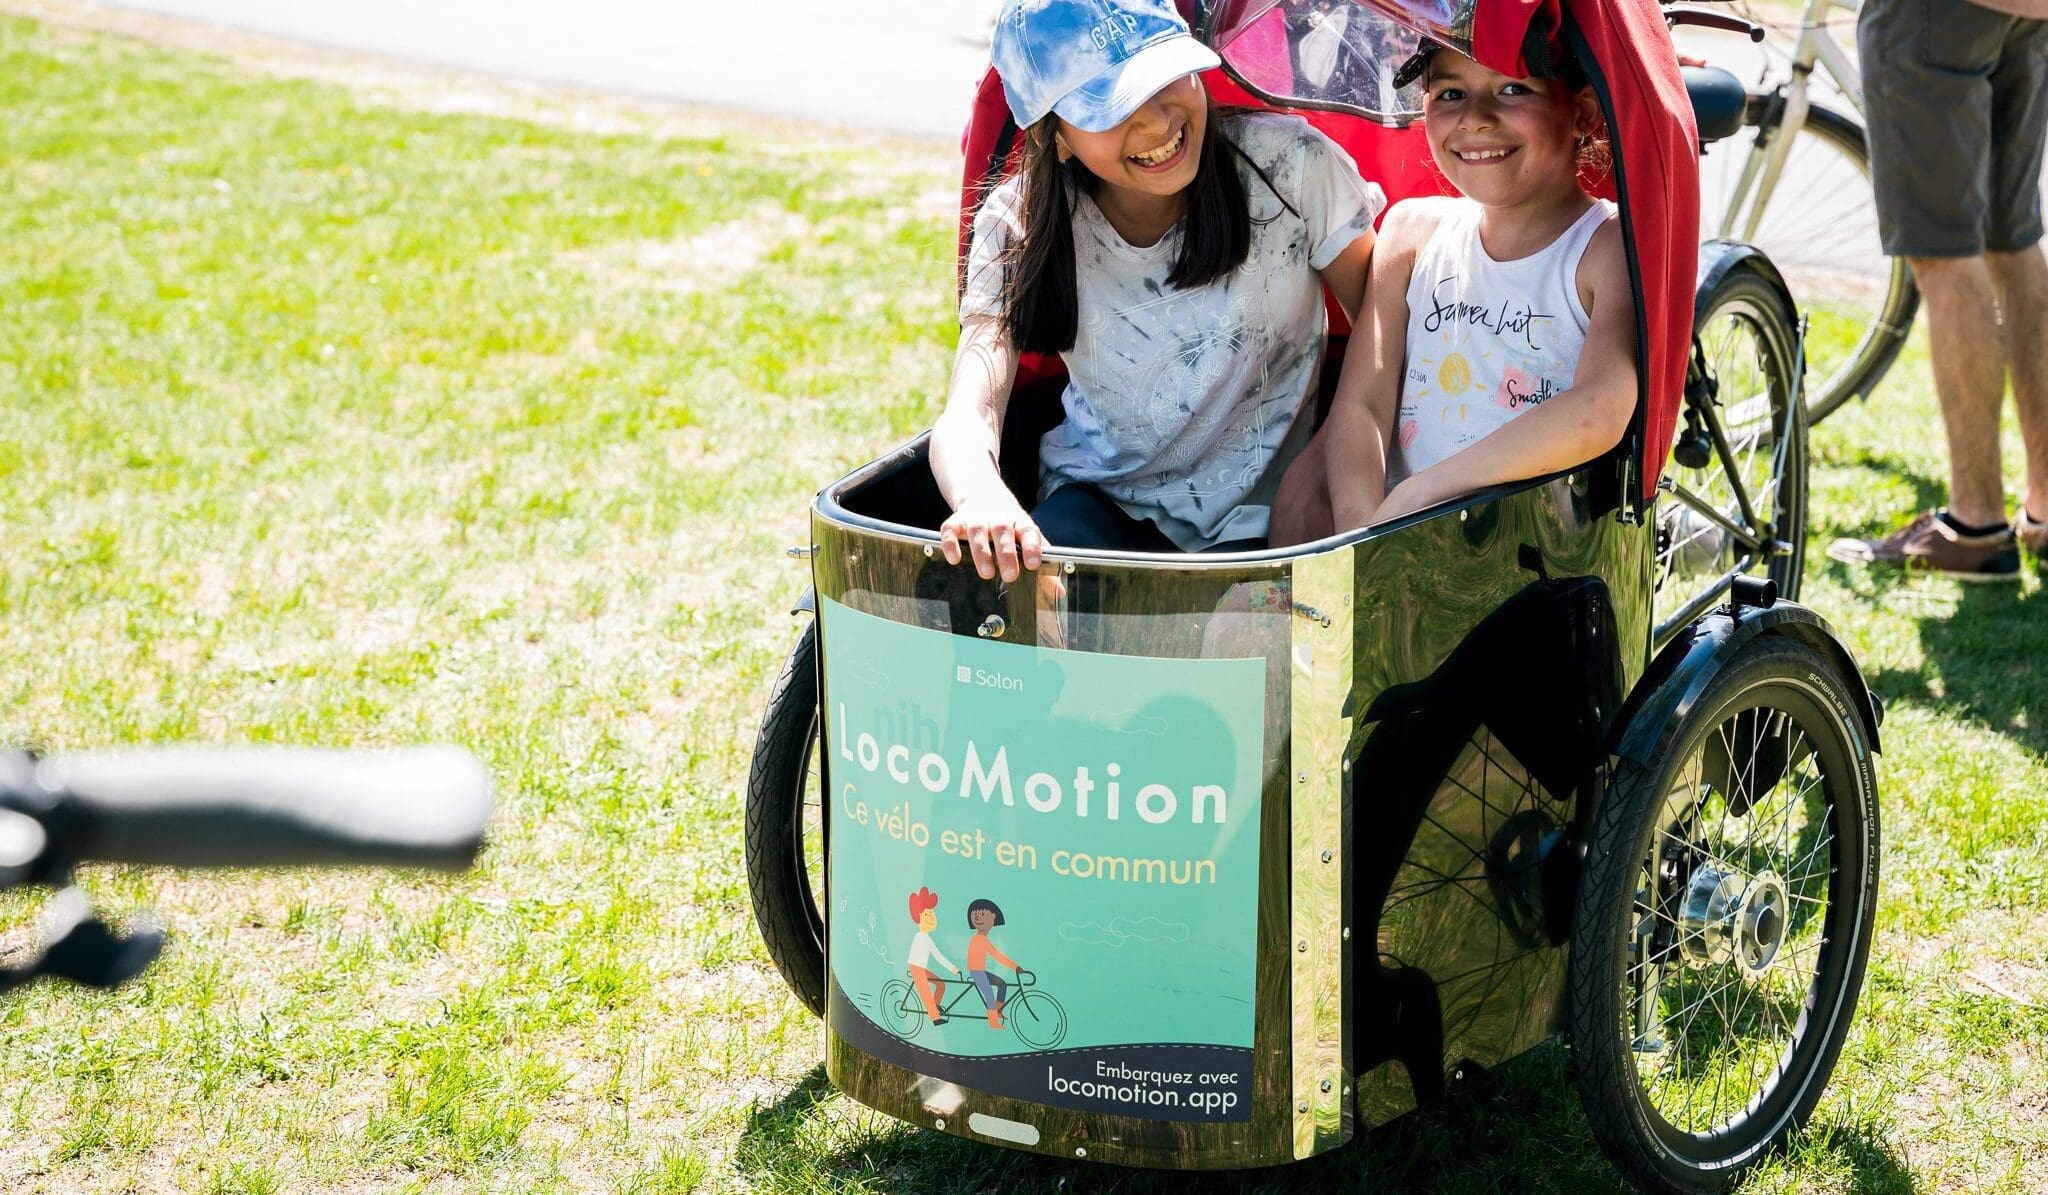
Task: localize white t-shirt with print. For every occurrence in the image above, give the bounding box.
[962,113,1383,550]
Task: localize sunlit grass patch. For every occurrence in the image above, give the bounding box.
[0,7,954,1190]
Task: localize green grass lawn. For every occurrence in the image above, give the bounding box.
[0,9,2043,1193]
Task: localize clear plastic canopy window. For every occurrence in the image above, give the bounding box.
[1205,0,1477,122]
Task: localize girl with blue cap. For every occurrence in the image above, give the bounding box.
[931,0,1386,580]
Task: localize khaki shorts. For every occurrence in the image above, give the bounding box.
[1859,0,2048,257]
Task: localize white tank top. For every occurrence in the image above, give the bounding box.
[1387,199,1614,489]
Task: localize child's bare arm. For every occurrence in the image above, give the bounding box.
[1372,219,1637,523]
[1316,224,1377,324]
[929,315,1043,581]
[1264,224,1379,546]
[1324,204,1429,532]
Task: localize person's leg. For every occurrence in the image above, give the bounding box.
[1983,15,2048,529]
[1988,245,2048,527]
[971,971,1005,1027]
[1029,484,1176,552]
[1909,254,2011,529]
[911,966,944,1022]
[1831,256,2020,580]
[1832,0,2021,575]
[1025,486,1170,652]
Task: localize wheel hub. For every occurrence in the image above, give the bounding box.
[1677,865,1790,976]
[1659,505,1732,575]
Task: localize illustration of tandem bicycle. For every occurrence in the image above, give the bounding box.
[872,889,1072,1051]
[877,967,1069,1051]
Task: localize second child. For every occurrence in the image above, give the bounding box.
[1321,43,1637,531]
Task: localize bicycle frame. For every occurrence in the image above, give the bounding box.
[1655,382,1798,641]
[920,969,1034,1014]
[1716,0,1864,243]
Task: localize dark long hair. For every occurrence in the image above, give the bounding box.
[997,102,1292,355]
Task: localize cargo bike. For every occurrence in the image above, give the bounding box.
[744,0,1882,1189]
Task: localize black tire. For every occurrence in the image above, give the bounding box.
[743,621,826,1017]
[1008,989,1070,1051]
[1569,637,1880,1194]
[1699,96,1917,423]
[1655,253,1808,640]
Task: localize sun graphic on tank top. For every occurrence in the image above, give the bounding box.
[1412,342,1491,422]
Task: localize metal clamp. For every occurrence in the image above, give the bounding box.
[1292,603,1334,629]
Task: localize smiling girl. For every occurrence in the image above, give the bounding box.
[1321,42,1637,530]
[931,0,1385,580]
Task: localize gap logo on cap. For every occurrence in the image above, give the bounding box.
[992,0,1221,133]
[1089,10,1140,49]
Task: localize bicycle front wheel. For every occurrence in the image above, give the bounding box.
[1567,637,1880,1193]
[1700,96,1917,423]
[1008,990,1069,1050]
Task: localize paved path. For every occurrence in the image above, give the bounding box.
[96,0,1002,140]
[76,3,1864,141]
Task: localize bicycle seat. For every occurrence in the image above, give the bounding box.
[1683,65,1749,145]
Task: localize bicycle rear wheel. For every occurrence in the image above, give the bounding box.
[1700,95,1917,423]
[744,622,827,1016]
[878,978,924,1040]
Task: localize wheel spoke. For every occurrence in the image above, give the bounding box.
[1656,280,1802,632]
[1620,679,1857,1137]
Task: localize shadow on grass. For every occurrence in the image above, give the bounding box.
[736,1065,835,1151]
[734,1047,1627,1193]
[1810,452,1949,534]
[1813,1122,1920,1195]
[737,1047,1918,1191]
[1866,584,2048,757]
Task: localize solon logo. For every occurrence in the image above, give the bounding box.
[955,664,1025,692]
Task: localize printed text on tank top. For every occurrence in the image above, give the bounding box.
[1419,279,1558,353]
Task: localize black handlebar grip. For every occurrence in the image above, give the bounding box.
[35,747,493,871]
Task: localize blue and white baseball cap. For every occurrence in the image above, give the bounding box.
[992,0,1222,133]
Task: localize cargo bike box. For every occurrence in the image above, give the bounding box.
[744,2,1883,1190]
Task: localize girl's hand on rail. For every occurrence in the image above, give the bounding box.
[939,496,1045,583]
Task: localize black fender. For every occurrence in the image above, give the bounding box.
[790,587,815,618]
[1610,599,1882,769]
[1696,238,1796,321]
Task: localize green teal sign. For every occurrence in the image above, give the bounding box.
[821,596,1266,1122]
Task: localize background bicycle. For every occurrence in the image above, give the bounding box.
[1679,0,1916,424]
